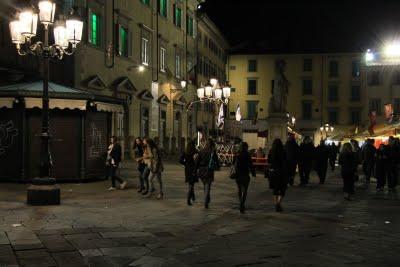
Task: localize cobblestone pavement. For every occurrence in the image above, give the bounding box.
[0,162,399,267]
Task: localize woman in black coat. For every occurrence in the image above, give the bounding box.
[267,138,289,212]
[233,142,256,214]
[180,140,199,206]
[339,143,357,200]
[375,144,388,192]
[133,138,146,193]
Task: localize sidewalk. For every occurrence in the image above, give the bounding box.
[0,163,399,266]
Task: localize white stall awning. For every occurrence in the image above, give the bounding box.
[25,97,87,110]
[0,97,14,108]
[95,102,124,113]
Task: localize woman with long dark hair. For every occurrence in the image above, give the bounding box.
[197,138,219,209]
[180,140,199,206]
[267,138,288,212]
[339,143,357,200]
[136,138,152,195]
[233,142,255,213]
[133,138,146,193]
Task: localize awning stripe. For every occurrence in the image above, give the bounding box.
[0,97,14,108]
[25,97,87,110]
[95,102,124,113]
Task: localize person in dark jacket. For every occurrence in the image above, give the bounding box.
[180,140,199,206]
[339,143,357,200]
[298,136,314,186]
[328,143,338,171]
[233,142,256,213]
[106,136,126,190]
[133,138,146,192]
[387,136,399,193]
[284,134,299,186]
[268,138,289,212]
[362,138,376,184]
[375,144,389,192]
[350,139,361,181]
[315,140,329,184]
[197,138,219,209]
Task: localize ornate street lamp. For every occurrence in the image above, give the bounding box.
[9,1,83,205]
[320,123,334,140]
[196,78,231,105]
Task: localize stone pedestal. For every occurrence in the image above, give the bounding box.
[27,178,60,205]
[267,113,288,147]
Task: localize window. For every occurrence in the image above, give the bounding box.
[247,101,258,119]
[394,98,400,114]
[369,98,382,115]
[329,61,338,77]
[204,36,208,47]
[350,85,360,102]
[141,37,149,65]
[352,60,360,77]
[89,12,100,46]
[328,85,338,102]
[302,79,312,95]
[187,16,194,37]
[303,58,312,72]
[158,0,167,17]
[173,4,182,27]
[302,102,312,120]
[247,79,257,95]
[248,59,257,72]
[116,113,124,137]
[368,71,380,85]
[350,109,361,124]
[328,109,338,124]
[140,0,150,5]
[175,53,181,78]
[160,47,166,72]
[118,26,128,57]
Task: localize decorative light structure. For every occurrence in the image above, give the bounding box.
[196,79,231,104]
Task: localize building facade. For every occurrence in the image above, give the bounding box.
[226,53,370,143]
[0,0,229,181]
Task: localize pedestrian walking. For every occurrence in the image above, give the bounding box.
[387,136,399,193]
[298,136,314,186]
[180,140,199,206]
[106,136,127,191]
[136,138,152,195]
[267,138,288,212]
[375,144,389,193]
[350,139,361,181]
[133,138,146,193]
[284,134,299,186]
[197,138,219,209]
[362,138,376,184]
[232,142,256,214]
[328,143,338,171]
[339,143,357,200]
[148,139,164,199]
[315,140,329,184]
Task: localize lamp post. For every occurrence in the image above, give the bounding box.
[9,1,83,205]
[320,123,334,140]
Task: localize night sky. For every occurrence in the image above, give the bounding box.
[203,0,400,53]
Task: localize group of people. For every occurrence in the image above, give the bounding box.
[105,136,164,199]
[104,133,399,215]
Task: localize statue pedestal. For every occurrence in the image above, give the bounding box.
[267,113,288,147]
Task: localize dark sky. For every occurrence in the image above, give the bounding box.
[203,0,400,53]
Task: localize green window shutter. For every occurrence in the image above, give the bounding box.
[173,5,181,27]
[90,13,98,45]
[187,16,193,36]
[120,27,128,57]
[141,0,150,6]
[159,0,167,17]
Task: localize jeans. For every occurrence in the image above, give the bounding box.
[108,166,123,188]
[142,166,150,191]
[203,182,212,206]
[149,171,163,193]
[317,163,328,184]
[299,163,311,184]
[236,178,250,209]
[187,183,195,201]
[138,164,145,189]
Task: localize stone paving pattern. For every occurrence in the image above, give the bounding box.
[0,162,399,266]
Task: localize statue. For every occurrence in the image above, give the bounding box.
[269,59,289,113]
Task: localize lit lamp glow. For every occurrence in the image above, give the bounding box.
[180,80,187,89]
[66,15,83,47]
[138,65,145,72]
[38,1,56,26]
[205,85,212,97]
[365,49,374,62]
[384,43,400,57]
[9,20,25,44]
[197,87,205,99]
[320,126,324,131]
[210,78,218,87]
[53,23,68,48]
[222,86,231,98]
[19,11,38,38]
[214,88,222,99]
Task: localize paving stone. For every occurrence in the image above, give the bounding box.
[52,251,87,267]
[109,237,144,247]
[129,255,166,267]
[90,227,128,233]
[38,235,75,252]
[100,246,150,258]
[63,233,101,240]
[99,231,154,238]
[79,248,103,257]
[16,249,57,267]
[59,228,92,235]
[0,245,18,266]
[68,238,99,250]
[0,232,10,245]
[84,256,113,267]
